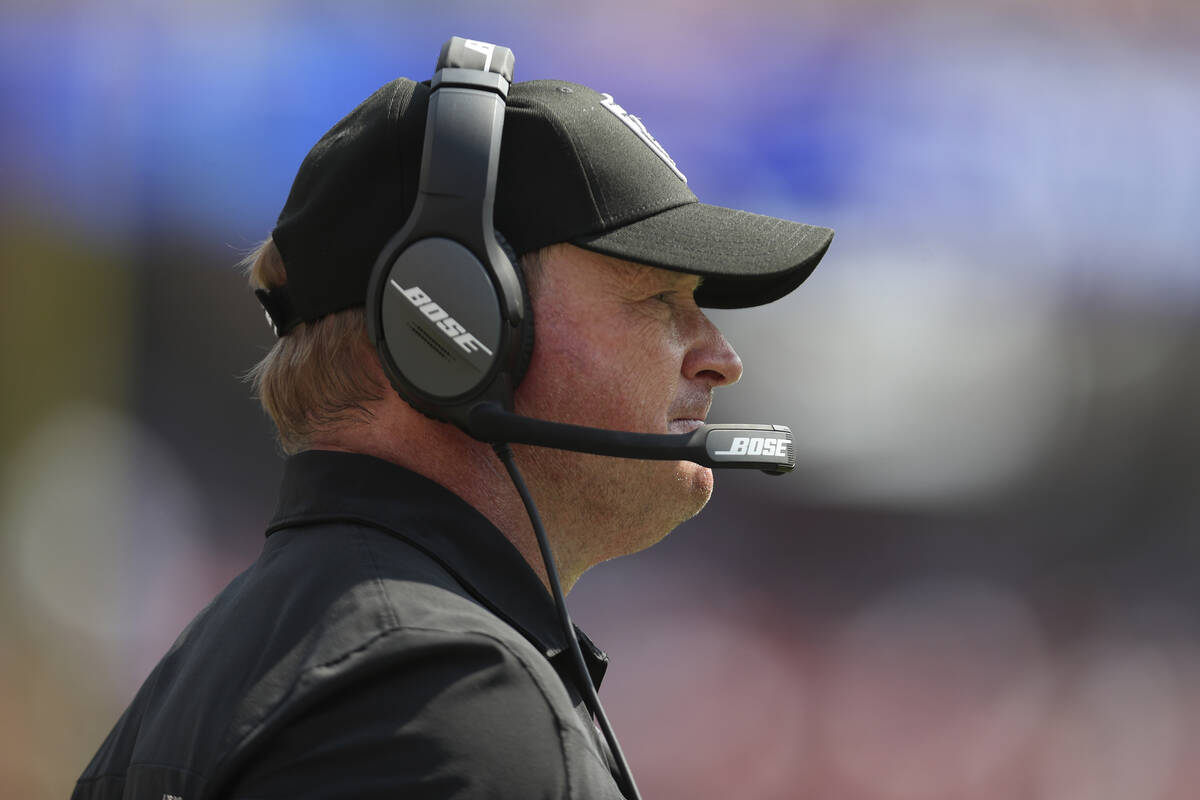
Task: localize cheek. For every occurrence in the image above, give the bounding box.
[519,308,680,428]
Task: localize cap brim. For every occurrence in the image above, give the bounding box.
[570,202,833,309]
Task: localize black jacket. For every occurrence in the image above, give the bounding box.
[72,450,624,799]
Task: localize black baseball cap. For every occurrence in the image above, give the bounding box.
[270,76,833,326]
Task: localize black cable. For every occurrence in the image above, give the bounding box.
[491,442,643,800]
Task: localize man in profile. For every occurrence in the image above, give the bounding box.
[72,43,831,799]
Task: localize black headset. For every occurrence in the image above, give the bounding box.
[365,38,530,433]
[364,37,795,472]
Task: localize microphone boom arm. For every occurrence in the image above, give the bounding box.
[467,402,795,475]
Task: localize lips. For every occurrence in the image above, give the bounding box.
[668,405,710,433]
[669,393,712,434]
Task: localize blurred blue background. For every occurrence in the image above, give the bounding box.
[2,1,1198,797]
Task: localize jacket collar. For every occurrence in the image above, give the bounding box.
[265,449,608,688]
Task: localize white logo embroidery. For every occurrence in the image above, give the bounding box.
[713,436,789,458]
[391,282,494,356]
[462,39,495,73]
[599,93,687,183]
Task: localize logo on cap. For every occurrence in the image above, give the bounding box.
[599,93,687,183]
[462,39,496,72]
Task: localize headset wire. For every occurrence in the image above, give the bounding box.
[492,442,643,800]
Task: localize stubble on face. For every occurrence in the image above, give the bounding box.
[513,245,736,574]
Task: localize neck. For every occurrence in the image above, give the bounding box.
[309,406,585,595]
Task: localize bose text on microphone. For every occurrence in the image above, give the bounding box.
[467,403,795,474]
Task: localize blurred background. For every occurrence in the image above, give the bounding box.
[2,0,1198,797]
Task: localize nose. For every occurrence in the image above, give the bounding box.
[682,310,743,388]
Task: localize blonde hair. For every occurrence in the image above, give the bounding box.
[243,238,547,454]
[242,238,386,454]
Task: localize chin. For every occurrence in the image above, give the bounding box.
[674,461,715,515]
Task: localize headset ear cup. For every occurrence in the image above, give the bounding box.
[495,231,535,389]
